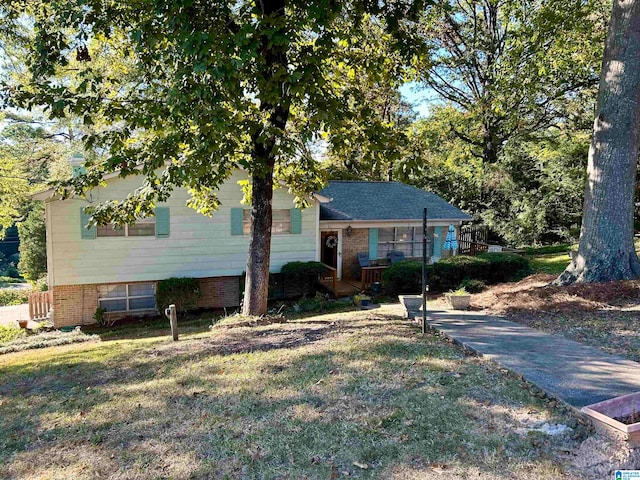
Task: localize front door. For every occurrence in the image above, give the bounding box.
[321,231,341,278]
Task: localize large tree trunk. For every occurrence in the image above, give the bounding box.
[243,162,276,316]
[557,0,640,284]
[242,0,290,316]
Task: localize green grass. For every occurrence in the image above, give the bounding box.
[0,307,582,479]
[523,244,573,256]
[527,252,571,275]
[0,276,25,287]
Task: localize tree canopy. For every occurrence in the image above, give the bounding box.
[417,0,607,164]
[1,0,425,313]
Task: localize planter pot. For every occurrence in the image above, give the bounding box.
[398,295,423,318]
[446,295,471,310]
[354,295,371,307]
[18,320,28,329]
[581,392,640,447]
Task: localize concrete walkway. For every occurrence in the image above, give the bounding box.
[416,309,640,408]
[0,304,30,327]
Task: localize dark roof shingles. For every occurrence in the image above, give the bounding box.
[318,181,472,221]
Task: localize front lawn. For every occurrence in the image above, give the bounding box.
[0,307,583,479]
[527,252,571,275]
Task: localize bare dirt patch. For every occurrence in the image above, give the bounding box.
[569,434,640,479]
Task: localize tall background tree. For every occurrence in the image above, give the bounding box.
[417,0,606,165]
[393,0,608,246]
[2,1,422,315]
[558,0,640,283]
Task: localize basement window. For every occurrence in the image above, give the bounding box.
[98,283,156,312]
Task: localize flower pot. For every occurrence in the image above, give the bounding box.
[581,392,640,447]
[398,295,423,318]
[354,295,371,307]
[446,294,471,310]
[18,320,28,329]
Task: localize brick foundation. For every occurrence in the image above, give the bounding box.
[196,277,241,310]
[52,276,241,328]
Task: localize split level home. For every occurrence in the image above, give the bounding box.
[32,169,471,327]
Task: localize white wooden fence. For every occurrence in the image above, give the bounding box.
[28,290,53,321]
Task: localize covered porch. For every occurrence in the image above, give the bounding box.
[315,180,473,297]
[318,261,387,297]
[317,223,456,297]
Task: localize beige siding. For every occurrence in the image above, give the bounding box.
[47,171,319,286]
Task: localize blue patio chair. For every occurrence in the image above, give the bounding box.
[357,252,370,268]
[387,251,406,264]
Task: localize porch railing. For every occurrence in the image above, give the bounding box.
[459,224,489,256]
[318,264,338,296]
[29,290,53,321]
[361,266,387,291]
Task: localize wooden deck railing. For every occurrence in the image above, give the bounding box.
[29,290,53,321]
[318,264,338,296]
[361,266,387,291]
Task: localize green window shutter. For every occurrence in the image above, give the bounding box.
[368,228,378,260]
[230,208,244,235]
[72,165,86,177]
[290,208,302,234]
[80,208,96,239]
[155,207,170,238]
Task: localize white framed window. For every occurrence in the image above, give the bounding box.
[97,218,155,238]
[378,227,434,258]
[242,209,291,235]
[98,283,156,312]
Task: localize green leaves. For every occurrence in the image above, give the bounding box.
[3,0,405,223]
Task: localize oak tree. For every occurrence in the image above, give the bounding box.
[2,1,422,315]
[558,0,640,283]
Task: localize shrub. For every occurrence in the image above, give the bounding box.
[155,277,202,315]
[0,325,26,344]
[280,261,326,297]
[457,279,486,293]
[430,256,489,290]
[0,287,31,306]
[382,260,424,295]
[476,252,531,283]
[523,244,572,255]
[382,253,531,295]
[447,287,469,296]
[1,265,20,279]
[34,276,48,292]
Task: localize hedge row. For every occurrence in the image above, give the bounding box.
[0,287,31,307]
[155,277,202,314]
[382,253,531,295]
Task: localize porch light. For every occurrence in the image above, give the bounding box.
[346,225,353,237]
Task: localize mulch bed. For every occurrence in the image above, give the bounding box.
[614,412,640,426]
[472,274,640,314]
